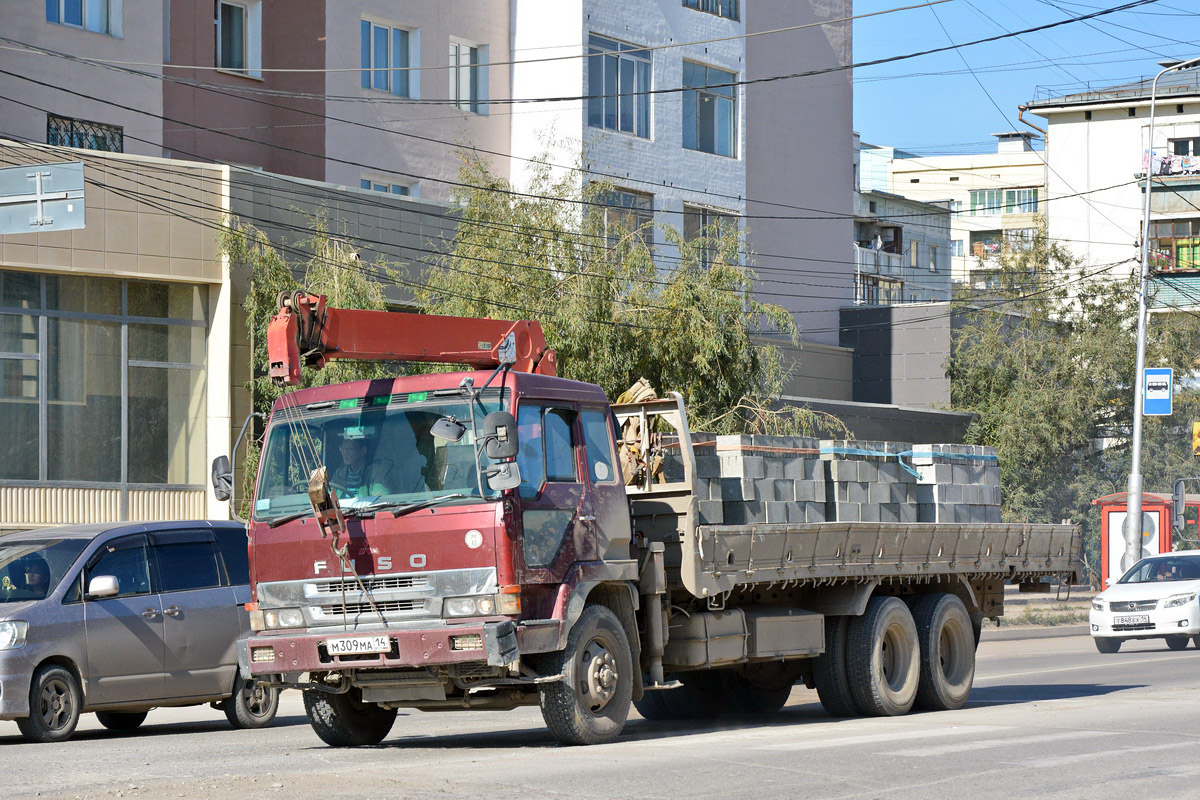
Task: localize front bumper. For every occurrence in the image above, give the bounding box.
[1090,603,1200,639]
[245,619,521,675]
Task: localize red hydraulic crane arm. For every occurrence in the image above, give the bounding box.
[267,290,557,385]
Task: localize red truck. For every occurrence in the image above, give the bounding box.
[211,291,1080,747]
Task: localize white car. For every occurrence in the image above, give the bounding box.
[1090,550,1200,653]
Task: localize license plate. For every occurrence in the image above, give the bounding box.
[325,635,391,655]
[1113,615,1150,625]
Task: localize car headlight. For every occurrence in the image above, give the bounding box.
[0,620,29,650]
[1164,593,1197,609]
[444,596,497,618]
[261,608,305,629]
[1091,599,1105,611]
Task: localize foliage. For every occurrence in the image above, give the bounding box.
[219,217,399,511]
[418,151,844,436]
[947,223,1200,573]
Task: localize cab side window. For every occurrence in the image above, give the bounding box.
[87,536,152,599]
[516,404,546,499]
[544,410,577,482]
[581,408,617,484]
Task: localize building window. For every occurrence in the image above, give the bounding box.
[969,189,1002,216]
[597,188,653,248]
[360,178,413,197]
[46,0,121,36]
[682,0,739,21]
[1149,218,1200,272]
[929,244,939,272]
[1004,188,1038,214]
[683,205,736,267]
[361,20,412,97]
[216,1,261,77]
[950,240,964,258]
[587,36,650,139]
[47,114,123,152]
[909,242,920,268]
[0,270,208,487]
[449,40,487,114]
[682,61,736,158]
[1004,227,1037,253]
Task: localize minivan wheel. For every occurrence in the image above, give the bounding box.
[96,710,149,731]
[224,677,280,729]
[17,665,82,743]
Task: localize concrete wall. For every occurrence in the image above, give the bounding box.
[745,1,853,346]
[0,1,164,156]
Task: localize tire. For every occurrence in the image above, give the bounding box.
[1193,636,1200,649]
[303,685,397,747]
[912,594,976,711]
[813,615,860,717]
[727,679,791,716]
[632,674,722,722]
[633,688,677,721]
[1165,635,1190,651]
[846,597,920,717]
[538,604,633,745]
[95,710,148,731]
[1094,637,1122,654]
[16,665,82,743]
[224,677,280,729]
[969,608,984,652]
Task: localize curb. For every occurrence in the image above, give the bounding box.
[981,623,1089,642]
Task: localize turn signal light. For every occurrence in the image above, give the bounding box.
[497,586,521,615]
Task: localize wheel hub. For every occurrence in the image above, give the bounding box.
[581,642,619,712]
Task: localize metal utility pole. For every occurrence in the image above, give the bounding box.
[1126,56,1200,572]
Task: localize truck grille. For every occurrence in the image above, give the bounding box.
[322,599,425,616]
[314,575,429,593]
[1110,600,1157,612]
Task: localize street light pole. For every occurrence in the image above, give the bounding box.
[1126,56,1200,573]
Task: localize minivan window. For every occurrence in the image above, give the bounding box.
[0,538,89,602]
[214,528,249,585]
[156,541,222,592]
[87,537,153,598]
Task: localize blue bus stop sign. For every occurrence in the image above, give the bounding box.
[1144,367,1173,416]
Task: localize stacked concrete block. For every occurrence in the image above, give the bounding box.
[690,434,826,526]
[910,444,1002,523]
[819,440,923,523]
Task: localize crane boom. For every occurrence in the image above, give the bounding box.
[267,290,557,385]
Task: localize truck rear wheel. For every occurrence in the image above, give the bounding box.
[912,594,975,711]
[539,604,633,745]
[303,685,397,747]
[814,616,860,717]
[846,597,920,716]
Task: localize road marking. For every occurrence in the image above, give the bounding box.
[887,728,1122,757]
[763,725,1010,751]
[981,653,1196,682]
[1019,740,1193,768]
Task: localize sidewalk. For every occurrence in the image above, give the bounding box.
[981,623,1089,641]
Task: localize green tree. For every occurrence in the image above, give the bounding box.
[947,224,1200,577]
[419,151,844,436]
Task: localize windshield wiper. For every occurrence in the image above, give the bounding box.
[267,509,314,528]
[363,494,474,518]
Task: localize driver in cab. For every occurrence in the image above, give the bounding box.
[331,426,397,499]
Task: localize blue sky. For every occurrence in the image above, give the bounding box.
[852,0,1200,155]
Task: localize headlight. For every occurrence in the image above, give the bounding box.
[1164,593,1197,609]
[1091,599,1105,611]
[444,596,496,618]
[0,620,29,650]
[262,608,305,629]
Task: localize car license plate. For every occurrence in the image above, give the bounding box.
[1113,615,1150,626]
[325,635,391,655]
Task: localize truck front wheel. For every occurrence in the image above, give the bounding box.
[303,684,397,747]
[846,596,920,716]
[912,593,975,711]
[539,604,633,745]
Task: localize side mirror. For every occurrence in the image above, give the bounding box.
[482,411,519,460]
[211,455,233,502]
[431,416,467,442]
[486,461,522,492]
[1105,577,1115,587]
[87,575,119,599]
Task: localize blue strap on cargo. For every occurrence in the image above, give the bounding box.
[819,446,999,480]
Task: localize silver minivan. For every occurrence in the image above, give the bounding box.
[0,521,279,743]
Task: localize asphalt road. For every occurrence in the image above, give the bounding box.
[3,633,1198,800]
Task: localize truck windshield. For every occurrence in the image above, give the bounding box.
[0,538,89,602]
[254,394,505,522]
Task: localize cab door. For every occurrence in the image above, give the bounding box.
[83,534,166,705]
[515,402,595,583]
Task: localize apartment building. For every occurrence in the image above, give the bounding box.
[886,132,1046,287]
[1025,63,1200,307]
